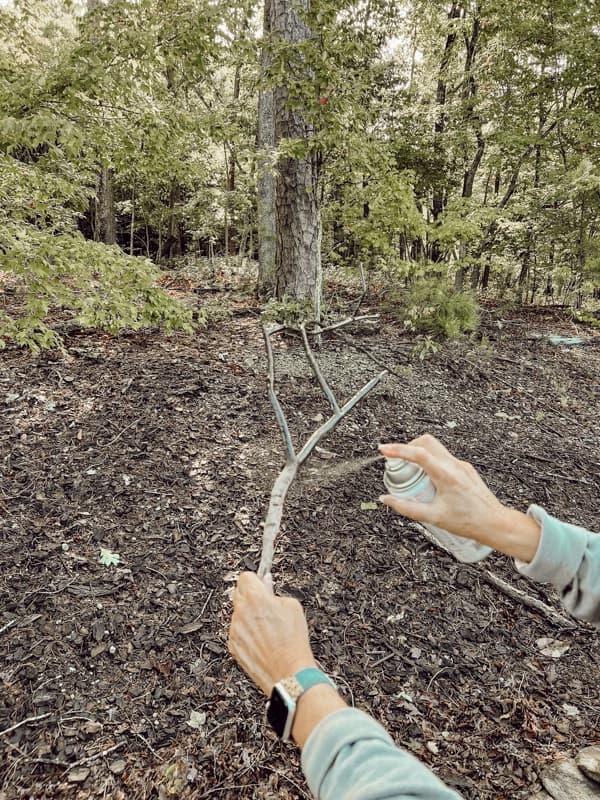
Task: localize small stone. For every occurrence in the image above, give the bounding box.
[68,768,90,783]
[577,746,600,784]
[167,583,177,595]
[109,759,127,775]
[541,758,600,799]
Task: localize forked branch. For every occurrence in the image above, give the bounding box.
[258,322,386,578]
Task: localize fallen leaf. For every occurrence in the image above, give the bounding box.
[561,703,580,717]
[536,637,570,658]
[179,620,203,635]
[99,548,120,567]
[360,501,378,510]
[187,710,206,730]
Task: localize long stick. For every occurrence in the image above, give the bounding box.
[258,321,387,578]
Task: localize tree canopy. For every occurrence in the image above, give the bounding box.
[1,0,598,347]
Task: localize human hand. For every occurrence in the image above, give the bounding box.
[228,572,317,696]
[379,435,541,561]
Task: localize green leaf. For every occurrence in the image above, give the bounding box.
[99,548,120,567]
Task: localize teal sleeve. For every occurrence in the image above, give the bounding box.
[302,708,463,800]
[515,505,600,627]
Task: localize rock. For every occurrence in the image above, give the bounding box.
[67,768,90,783]
[577,746,600,784]
[109,759,127,775]
[540,759,600,800]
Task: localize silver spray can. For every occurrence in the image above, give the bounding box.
[383,458,492,563]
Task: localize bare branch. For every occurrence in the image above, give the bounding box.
[258,320,388,580]
[480,569,577,630]
[309,314,379,335]
[352,262,368,318]
[258,461,298,578]
[262,325,296,462]
[299,323,339,413]
[298,371,387,465]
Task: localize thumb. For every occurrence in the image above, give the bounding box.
[379,494,432,523]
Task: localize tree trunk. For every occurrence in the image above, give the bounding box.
[257,0,277,297]
[431,2,462,262]
[272,0,322,317]
[167,181,184,259]
[97,165,117,245]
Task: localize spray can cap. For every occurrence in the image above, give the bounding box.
[384,458,423,489]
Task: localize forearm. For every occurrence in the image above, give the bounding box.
[302,707,463,800]
[292,684,347,749]
[516,505,600,626]
[483,506,542,563]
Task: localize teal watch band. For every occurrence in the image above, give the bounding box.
[294,667,336,692]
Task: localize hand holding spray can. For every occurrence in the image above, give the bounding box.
[383,458,492,563]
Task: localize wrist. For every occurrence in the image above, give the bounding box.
[269,654,318,692]
[489,506,541,562]
[292,682,346,749]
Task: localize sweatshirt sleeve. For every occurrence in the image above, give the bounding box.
[301,707,463,800]
[515,504,600,627]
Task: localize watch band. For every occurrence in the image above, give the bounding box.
[267,668,336,741]
[279,667,336,702]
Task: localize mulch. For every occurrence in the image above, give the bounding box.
[1,294,599,799]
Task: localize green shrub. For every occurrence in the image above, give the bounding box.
[0,154,194,351]
[388,278,480,339]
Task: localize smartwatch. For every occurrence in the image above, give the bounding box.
[266,667,336,741]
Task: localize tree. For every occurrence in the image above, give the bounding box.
[270,0,322,317]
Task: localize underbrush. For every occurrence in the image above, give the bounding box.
[385,278,480,339]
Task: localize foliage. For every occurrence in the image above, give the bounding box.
[0,154,193,350]
[388,278,480,339]
[412,335,441,361]
[261,295,315,326]
[1,0,599,342]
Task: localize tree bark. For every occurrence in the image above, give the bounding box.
[431,2,462,262]
[257,0,277,296]
[272,0,322,317]
[97,165,117,245]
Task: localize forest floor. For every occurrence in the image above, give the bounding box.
[1,277,599,800]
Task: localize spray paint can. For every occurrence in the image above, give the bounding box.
[383,458,492,563]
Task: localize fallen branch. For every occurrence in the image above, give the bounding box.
[480,569,577,630]
[413,522,577,628]
[258,322,386,578]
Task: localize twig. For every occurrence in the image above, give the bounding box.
[263,325,295,462]
[311,314,379,334]
[0,619,17,635]
[297,371,386,465]
[332,331,413,379]
[135,732,162,760]
[479,570,577,629]
[61,741,125,775]
[351,262,368,318]
[411,521,577,628]
[100,417,142,448]
[0,713,52,737]
[300,323,339,413]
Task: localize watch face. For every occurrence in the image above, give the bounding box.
[267,686,293,739]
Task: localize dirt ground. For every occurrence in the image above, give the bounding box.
[1,289,599,799]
